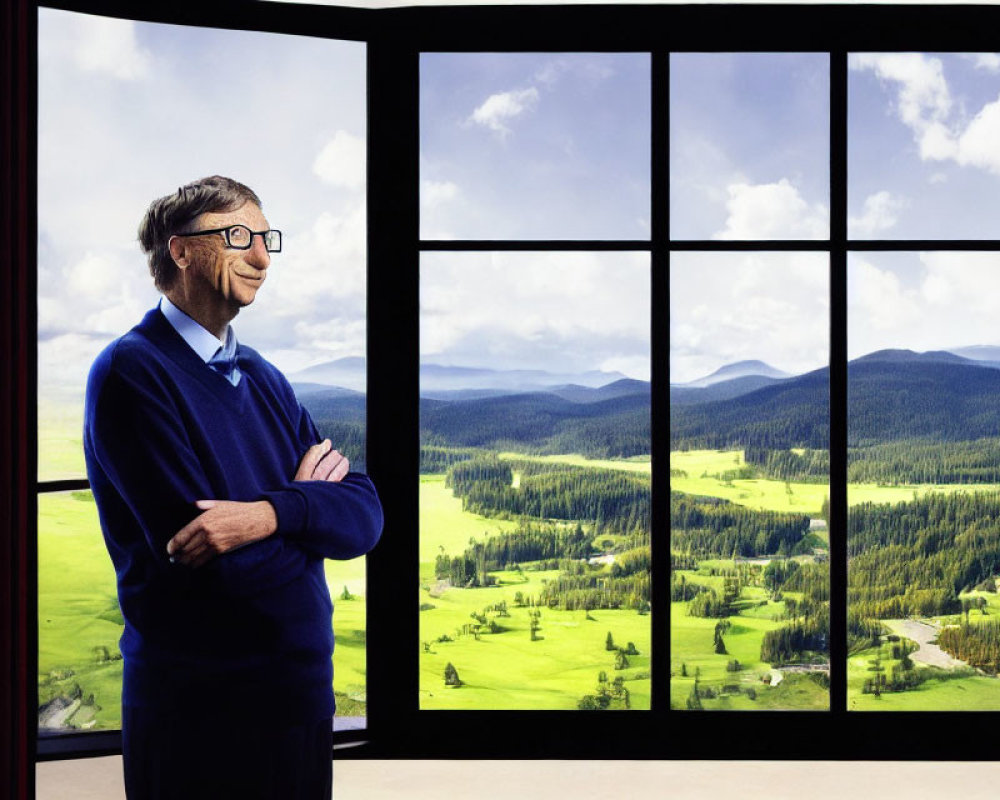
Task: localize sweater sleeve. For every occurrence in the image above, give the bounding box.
[257,405,384,561]
[85,350,312,597]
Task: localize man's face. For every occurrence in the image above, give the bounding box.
[183,202,271,311]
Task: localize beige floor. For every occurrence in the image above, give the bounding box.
[36,758,1000,799]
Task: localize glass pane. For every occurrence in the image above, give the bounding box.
[849,53,1000,240]
[670,53,830,240]
[38,9,368,732]
[420,53,650,240]
[670,252,830,710]
[419,252,650,710]
[38,491,122,731]
[848,252,1000,710]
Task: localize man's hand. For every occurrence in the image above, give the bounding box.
[294,439,350,483]
[167,499,277,568]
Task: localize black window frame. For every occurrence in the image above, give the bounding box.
[5,4,1000,792]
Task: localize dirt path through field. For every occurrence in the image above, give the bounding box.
[885,619,967,669]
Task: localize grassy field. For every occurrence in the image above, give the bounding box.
[671,449,1000,516]
[846,590,1000,711]
[38,492,124,730]
[847,642,1000,711]
[419,474,651,710]
[37,490,368,731]
[669,572,828,711]
[419,474,519,576]
[669,451,830,710]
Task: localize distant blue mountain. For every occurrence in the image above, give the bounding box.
[287,357,629,396]
[676,359,791,389]
[852,348,971,366]
[945,345,1000,363]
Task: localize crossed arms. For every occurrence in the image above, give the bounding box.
[85,352,383,596]
[166,440,350,568]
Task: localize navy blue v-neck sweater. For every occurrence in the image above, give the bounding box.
[83,307,383,723]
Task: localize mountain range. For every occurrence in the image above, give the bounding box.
[671,348,1000,449]
[294,346,1000,455]
[288,357,628,396]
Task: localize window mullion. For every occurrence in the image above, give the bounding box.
[365,39,421,739]
[650,49,671,715]
[829,49,849,714]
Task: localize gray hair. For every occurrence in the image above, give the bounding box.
[138,175,262,291]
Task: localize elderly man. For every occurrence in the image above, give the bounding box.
[83,175,382,799]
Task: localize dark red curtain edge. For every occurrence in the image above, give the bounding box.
[2,0,35,797]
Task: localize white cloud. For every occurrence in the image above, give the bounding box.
[256,202,367,330]
[421,251,649,378]
[38,333,113,393]
[38,249,158,342]
[852,53,1000,177]
[714,179,828,240]
[468,87,539,136]
[40,13,152,81]
[849,191,906,237]
[421,180,460,210]
[850,53,951,129]
[533,57,613,87]
[963,53,1000,73]
[670,252,828,384]
[312,130,366,190]
[848,252,1000,359]
[954,96,1000,175]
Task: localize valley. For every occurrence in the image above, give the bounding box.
[37,342,1000,727]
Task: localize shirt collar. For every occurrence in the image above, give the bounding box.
[159,296,234,364]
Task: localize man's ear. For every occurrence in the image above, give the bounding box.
[167,235,191,269]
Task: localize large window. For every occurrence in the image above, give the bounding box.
[669,53,832,711]
[418,53,651,711]
[11,2,1000,782]
[36,9,369,737]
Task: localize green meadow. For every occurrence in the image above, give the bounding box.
[669,572,828,711]
[37,490,368,731]
[419,473,519,573]
[671,449,1000,515]
[846,591,1000,712]
[674,449,1000,712]
[419,472,651,710]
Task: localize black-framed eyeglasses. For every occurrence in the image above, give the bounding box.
[173,225,282,252]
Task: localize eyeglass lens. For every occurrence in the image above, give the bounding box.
[227,226,281,252]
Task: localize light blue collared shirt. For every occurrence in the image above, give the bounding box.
[159,296,241,385]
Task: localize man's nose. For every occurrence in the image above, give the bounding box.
[246,233,271,269]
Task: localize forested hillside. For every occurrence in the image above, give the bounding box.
[672,356,1000,452]
[849,492,1000,618]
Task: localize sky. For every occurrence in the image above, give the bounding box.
[669,51,1000,384]
[670,253,829,384]
[37,23,1000,399]
[420,53,650,240]
[849,53,1000,239]
[37,10,367,401]
[419,53,650,382]
[670,53,830,241]
[849,252,1000,358]
[421,252,650,380]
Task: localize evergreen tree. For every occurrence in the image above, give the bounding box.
[444,663,462,687]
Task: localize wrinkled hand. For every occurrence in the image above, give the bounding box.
[294,439,349,483]
[166,499,277,568]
